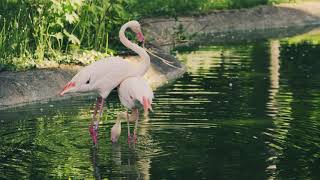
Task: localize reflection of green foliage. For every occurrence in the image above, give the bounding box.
[0,98,117,178]
[282,31,320,45]
[212,118,271,127]
[270,38,320,179]
[0,96,155,178]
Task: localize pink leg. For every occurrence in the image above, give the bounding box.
[92,97,102,121]
[127,111,131,143]
[98,98,105,118]
[89,97,103,145]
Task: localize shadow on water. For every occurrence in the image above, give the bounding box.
[1,26,320,179]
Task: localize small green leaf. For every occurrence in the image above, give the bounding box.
[65,13,75,24]
[63,30,80,45]
[54,32,63,40]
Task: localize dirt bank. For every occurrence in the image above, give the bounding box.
[142,2,320,51]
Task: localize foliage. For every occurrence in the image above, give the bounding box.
[282,31,320,45]
[0,0,297,71]
[0,0,130,71]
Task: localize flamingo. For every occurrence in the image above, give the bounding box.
[116,76,154,143]
[110,112,125,143]
[59,20,150,144]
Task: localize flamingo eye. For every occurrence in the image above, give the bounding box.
[130,96,133,99]
[86,78,90,84]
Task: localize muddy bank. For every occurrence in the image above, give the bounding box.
[142,2,320,51]
[0,51,185,109]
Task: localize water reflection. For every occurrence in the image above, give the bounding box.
[1,27,320,179]
[91,146,101,180]
[267,40,280,117]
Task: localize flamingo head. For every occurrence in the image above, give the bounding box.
[110,124,120,143]
[129,20,145,43]
[110,112,125,143]
[59,71,93,96]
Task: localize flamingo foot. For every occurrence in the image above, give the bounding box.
[89,124,98,145]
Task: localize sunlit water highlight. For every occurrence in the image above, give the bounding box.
[1,29,320,179]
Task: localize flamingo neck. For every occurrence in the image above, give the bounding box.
[116,117,122,124]
[119,23,150,75]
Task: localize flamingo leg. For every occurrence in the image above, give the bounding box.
[89,97,103,145]
[95,98,105,130]
[127,111,131,143]
[133,109,139,143]
[92,97,102,120]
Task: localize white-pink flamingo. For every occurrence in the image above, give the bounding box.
[111,76,154,143]
[110,112,125,143]
[59,20,150,144]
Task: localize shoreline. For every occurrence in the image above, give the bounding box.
[142,2,320,51]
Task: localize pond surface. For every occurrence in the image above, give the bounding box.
[1,28,320,179]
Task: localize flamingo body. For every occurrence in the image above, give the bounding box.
[116,76,154,143]
[61,57,142,98]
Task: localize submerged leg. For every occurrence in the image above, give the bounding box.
[95,98,105,130]
[133,109,139,143]
[92,97,102,120]
[129,109,138,123]
[89,97,104,145]
[126,111,131,143]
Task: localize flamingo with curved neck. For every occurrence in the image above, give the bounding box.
[110,76,154,144]
[119,22,150,76]
[59,20,150,145]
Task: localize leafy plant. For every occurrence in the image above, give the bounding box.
[0,0,298,71]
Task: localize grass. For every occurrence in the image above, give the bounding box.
[0,0,302,71]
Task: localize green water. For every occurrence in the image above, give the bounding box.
[1,29,320,179]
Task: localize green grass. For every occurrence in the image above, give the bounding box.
[0,0,129,71]
[0,0,299,71]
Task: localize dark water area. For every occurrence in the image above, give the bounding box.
[1,28,320,179]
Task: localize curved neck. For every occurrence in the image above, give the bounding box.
[116,119,121,125]
[119,23,150,75]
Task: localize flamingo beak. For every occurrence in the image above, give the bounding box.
[59,82,76,96]
[136,32,145,43]
[142,96,153,112]
[111,136,116,143]
[111,136,118,143]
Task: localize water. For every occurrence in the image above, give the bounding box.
[1,28,320,179]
